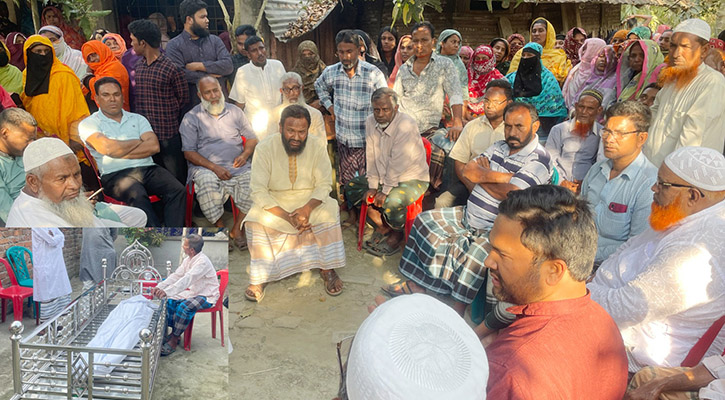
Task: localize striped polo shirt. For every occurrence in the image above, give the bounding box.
[466,136,553,230]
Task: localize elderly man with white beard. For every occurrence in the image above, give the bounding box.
[589,146,725,374]
[180,75,258,248]
[266,72,326,140]
[5,137,146,227]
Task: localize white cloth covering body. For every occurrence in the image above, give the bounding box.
[31,228,72,302]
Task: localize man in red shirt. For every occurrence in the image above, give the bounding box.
[484,185,628,398]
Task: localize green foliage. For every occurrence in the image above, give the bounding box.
[42,0,112,38]
[390,0,523,26]
[622,1,725,34]
[121,228,167,248]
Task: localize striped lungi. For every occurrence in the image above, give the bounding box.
[398,206,490,304]
[192,168,252,223]
[337,142,366,187]
[246,221,346,285]
[39,294,72,324]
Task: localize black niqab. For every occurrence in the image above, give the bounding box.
[512,49,543,98]
[24,50,53,96]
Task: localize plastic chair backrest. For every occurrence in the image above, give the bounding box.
[1,257,19,286]
[5,246,32,285]
[83,146,104,188]
[214,269,228,309]
[681,315,725,367]
[422,137,432,166]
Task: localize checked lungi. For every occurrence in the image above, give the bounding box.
[399,206,490,304]
[345,177,429,230]
[246,221,345,285]
[192,168,253,223]
[337,142,366,187]
[166,296,213,337]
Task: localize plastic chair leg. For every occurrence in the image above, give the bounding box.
[12,297,23,321]
[211,311,216,339]
[183,316,195,351]
[404,196,424,241]
[1,299,6,323]
[219,310,224,348]
[357,202,368,251]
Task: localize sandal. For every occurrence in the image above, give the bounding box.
[381,281,414,298]
[362,231,386,251]
[319,269,343,296]
[160,342,176,356]
[367,240,401,257]
[244,284,265,302]
[233,235,248,251]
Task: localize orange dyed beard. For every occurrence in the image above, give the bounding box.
[572,121,592,138]
[649,197,687,231]
[658,63,700,89]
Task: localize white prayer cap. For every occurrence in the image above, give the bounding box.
[23,137,74,172]
[346,294,488,400]
[38,25,64,38]
[664,146,725,192]
[673,18,711,42]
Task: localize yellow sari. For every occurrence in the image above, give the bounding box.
[507,18,572,84]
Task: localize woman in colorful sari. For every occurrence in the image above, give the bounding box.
[101,33,127,61]
[5,32,25,70]
[0,41,23,94]
[41,6,85,50]
[467,45,504,117]
[507,34,525,62]
[81,40,130,111]
[582,46,619,111]
[459,45,473,68]
[387,34,412,87]
[563,27,587,66]
[562,38,606,109]
[506,42,567,139]
[489,37,510,74]
[616,39,664,101]
[628,26,652,40]
[38,25,86,80]
[507,18,571,84]
[610,29,629,58]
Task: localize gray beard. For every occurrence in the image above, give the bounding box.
[282,93,306,106]
[40,191,96,227]
[201,93,226,116]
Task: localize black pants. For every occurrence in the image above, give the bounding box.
[152,135,187,185]
[101,165,186,227]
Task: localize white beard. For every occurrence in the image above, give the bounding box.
[39,190,96,227]
[282,93,306,106]
[201,92,226,116]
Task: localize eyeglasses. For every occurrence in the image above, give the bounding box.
[336,335,355,400]
[282,86,301,93]
[601,128,641,140]
[655,179,705,197]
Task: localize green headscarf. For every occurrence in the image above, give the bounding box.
[616,39,664,101]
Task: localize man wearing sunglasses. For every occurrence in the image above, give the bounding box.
[589,145,725,377]
[580,100,658,265]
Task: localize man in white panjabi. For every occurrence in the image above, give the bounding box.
[266,72,325,141]
[644,18,725,166]
[243,104,344,302]
[588,146,725,372]
[32,227,72,324]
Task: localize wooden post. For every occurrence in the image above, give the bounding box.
[560,4,570,32]
[30,0,41,33]
[575,4,582,29]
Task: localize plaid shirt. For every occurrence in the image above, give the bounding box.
[314,61,386,148]
[134,54,189,140]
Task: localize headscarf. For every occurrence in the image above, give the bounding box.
[38,25,87,80]
[562,38,606,108]
[291,40,326,103]
[506,42,567,118]
[711,38,725,50]
[0,41,23,94]
[460,45,473,67]
[489,38,510,74]
[101,33,127,61]
[507,33,525,61]
[507,18,571,84]
[387,34,411,87]
[82,40,131,111]
[616,39,665,101]
[354,30,388,76]
[582,46,618,110]
[41,6,86,50]
[21,35,90,164]
[467,45,504,115]
[5,32,25,70]
[610,29,629,54]
[629,26,652,40]
[563,27,587,66]
[436,29,469,98]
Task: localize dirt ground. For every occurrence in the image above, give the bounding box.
[228,221,407,399]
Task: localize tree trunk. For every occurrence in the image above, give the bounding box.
[233,0,259,28]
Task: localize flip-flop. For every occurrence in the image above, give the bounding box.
[367,240,401,257]
[160,342,176,356]
[244,285,265,302]
[364,231,386,249]
[320,269,343,296]
[381,281,414,298]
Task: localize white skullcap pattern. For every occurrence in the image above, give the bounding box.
[664,146,725,192]
[673,18,711,42]
[23,137,74,172]
[346,293,488,400]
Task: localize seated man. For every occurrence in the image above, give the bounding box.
[546,89,604,194]
[180,75,258,248]
[385,102,553,318]
[244,104,344,302]
[437,79,512,208]
[580,101,657,265]
[344,88,429,256]
[152,234,219,356]
[626,354,725,399]
[79,77,186,226]
[6,137,146,227]
[266,72,325,141]
[589,146,725,373]
[0,108,146,227]
[485,185,628,398]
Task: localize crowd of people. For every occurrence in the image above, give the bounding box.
[0,0,723,397]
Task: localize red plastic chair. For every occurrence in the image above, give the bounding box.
[0,258,38,324]
[680,315,725,367]
[357,137,432,251]
[184,137,246,227]
[83,146,161,205]
[183,269,228,351]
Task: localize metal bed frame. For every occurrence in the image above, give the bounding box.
[9,240,173,400]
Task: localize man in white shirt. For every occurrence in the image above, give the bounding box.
[229,35,286,135]
[266,72,325,141]
[152,234,219,356]
[589,146,725,373]
[32,228,72,324]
